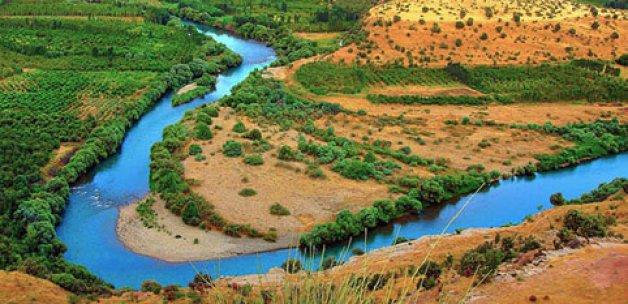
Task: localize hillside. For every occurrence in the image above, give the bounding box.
[331,0,627,66]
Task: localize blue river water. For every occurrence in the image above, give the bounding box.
[57,23,628,289]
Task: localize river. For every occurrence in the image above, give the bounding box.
[56,23,628,289]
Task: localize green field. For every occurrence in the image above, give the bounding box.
[0,0,240,292]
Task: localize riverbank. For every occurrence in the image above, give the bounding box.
[116,197,296,262]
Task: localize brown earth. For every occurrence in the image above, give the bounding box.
[330,0,627,66]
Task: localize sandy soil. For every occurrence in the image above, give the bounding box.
[176,82,198,95]
[331,0,627,66]
[117,196,298,262]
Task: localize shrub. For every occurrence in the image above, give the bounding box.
[141,280,162,294]
[417,260,442,289]
[244,128,262,140]
[332,158,376,180]
[195,123,213,140]
[232,121,247,133]
[277,145,296,161]
[479,33,488,40]
[549,192,565,206]
[222,140,242,157]
[282,259,302,273]
[182,202,201,226]
[188,144,202,156]
[466,17,474,26]
[458,242,505,279]
[270,203,290,216]
[244,154,264,166]
[455,21,465,29]
[563,210,611,238]
[238,188,257,197]
[519,236,542,252]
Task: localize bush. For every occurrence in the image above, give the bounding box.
[549,192,565,206]
[195,123,213,140]
[238,188,257,197]
[244,154,264,166]
[277,145,297,161]
[563,210,611,238]
[282,259,302,273]
[458,242,505,279]
[188,144,202,155]
[270,203,290,216]
[141,280,162,294]
[244,128,262,140]
[417,260,442,289]
[182,202,201,226]
[232,121,247,133]
[519,236,542,252]
[332,158,376,180]
[222,140,242,157]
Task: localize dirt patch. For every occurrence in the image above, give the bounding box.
[176,82,198,95]
[331,0,627,66]
[368,84,484,97]
[295,32,341,41]
[41,142,81,180]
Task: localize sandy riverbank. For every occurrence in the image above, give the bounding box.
[116,197,297,262]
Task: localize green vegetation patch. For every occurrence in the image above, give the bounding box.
[296,61,457,95]
[448,62,627,102]
[136,197,158,229]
